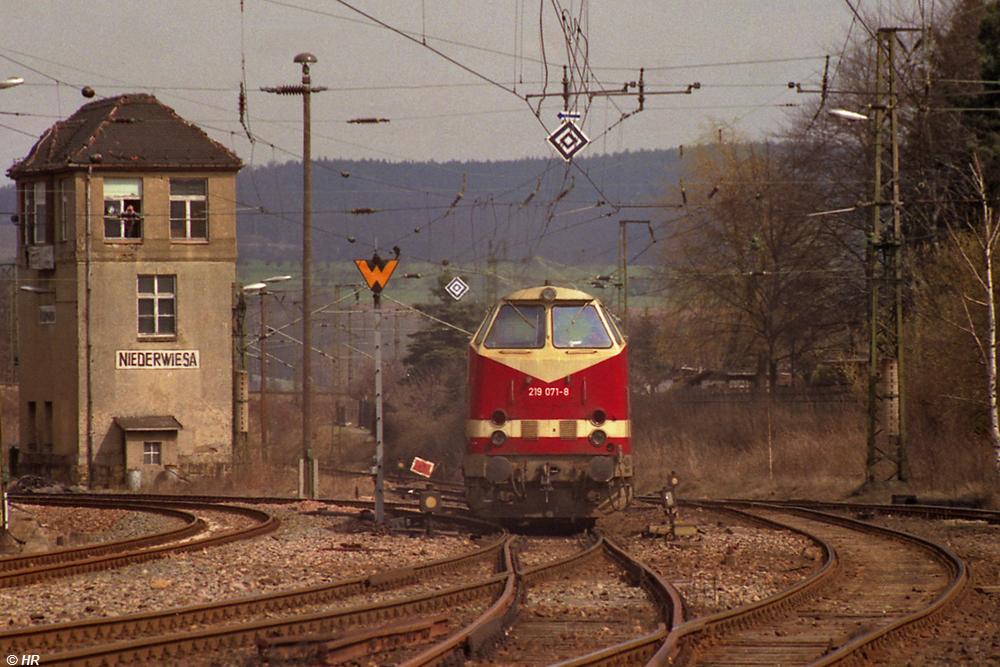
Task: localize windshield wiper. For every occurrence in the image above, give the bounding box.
[507,303,537,330]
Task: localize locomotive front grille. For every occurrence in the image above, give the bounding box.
[521,420,539,440]
[559,420,577,440]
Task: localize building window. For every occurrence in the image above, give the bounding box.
[21,186,31,246]
[170,179,208,240]
[143,441,162,465]
[43,401,53,449]
[33,182,47,245]
[22,182,47,245]
[39,304,56,324]
[104,178,143,239]
[137,275,176,336]
[59,178,72,243]
[27,401,37,449]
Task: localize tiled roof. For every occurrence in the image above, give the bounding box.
[8,94,241,176]
[114,415,183,431]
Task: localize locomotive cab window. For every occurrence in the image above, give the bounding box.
[552,304,613,348]
[484,303,545,349]
[473,306,497,346]
[603,306,625,345]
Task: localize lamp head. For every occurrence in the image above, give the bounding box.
[828,108,869,122]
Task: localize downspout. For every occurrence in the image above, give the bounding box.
[85,166,93,487]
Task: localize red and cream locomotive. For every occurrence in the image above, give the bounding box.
[464,285,633,522]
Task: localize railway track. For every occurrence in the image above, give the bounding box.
[3,491,981,665]
[0,505,502,664]
[388,532,684,666]
[661,501,969,665]
[1,496,276,588]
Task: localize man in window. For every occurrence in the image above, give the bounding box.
[122,205,141,238]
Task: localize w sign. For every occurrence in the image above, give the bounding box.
[355,256,398,293]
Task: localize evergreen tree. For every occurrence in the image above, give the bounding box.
[973,0,1000,186]
[402,275,486,384]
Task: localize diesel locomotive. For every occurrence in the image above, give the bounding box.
[463,285,633,522]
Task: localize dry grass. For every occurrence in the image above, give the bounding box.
[632,392,999,507]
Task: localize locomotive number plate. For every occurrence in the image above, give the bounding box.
[527,386,570,398]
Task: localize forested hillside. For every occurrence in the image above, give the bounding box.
[0,149,681,264]
[234,149,680,265]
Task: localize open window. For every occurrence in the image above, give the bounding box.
[104,178,143,239]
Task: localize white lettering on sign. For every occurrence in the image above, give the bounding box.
[116,350,200,369]
[527,386,571,398]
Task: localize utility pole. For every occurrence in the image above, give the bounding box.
[262,54,327,499]
[233,287,249,465]
[866,28,914,485]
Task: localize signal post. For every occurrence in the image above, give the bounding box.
[355,252,399,526]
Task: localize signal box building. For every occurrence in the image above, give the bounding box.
[8,94,242,487]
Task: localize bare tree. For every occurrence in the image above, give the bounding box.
[939,155,1000,466]
[660,129,855,389]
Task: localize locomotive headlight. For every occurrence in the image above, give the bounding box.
[490,430,508,446]
[589,429,607,446]
[490,409,508,426]
[541,286,557,301]
[590,409,607,426]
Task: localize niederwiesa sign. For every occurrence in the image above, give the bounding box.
[116,350,200,370]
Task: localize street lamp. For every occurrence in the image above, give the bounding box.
[242,275,292,464]
[828,108,869,121]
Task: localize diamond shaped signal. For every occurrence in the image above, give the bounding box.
[547,120,589,161]
[446,276,469,300]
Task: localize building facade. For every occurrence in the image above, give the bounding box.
[8,94,242,487]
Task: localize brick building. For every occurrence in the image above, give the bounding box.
[8,94,242,487]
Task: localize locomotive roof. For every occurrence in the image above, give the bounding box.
[501,285,597,302]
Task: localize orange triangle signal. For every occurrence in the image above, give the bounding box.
[355,257,398,292]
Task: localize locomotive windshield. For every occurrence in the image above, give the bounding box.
[552,304,613,348]
[484,304,545,348]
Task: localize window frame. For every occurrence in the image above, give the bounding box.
[58,177,72,243]
[21,185,34,246]
[39,304,56,325]
[551,303,614,349]
[103,178,143,241]
[143,441,162,465]
[169,178,208,242]
[32,182,48,245]
[472,306,497,347]
[483,303,547,350]
[137,274,177,338]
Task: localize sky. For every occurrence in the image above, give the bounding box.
[0,1,914,187]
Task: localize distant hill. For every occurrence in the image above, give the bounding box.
[0,149,682,264]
